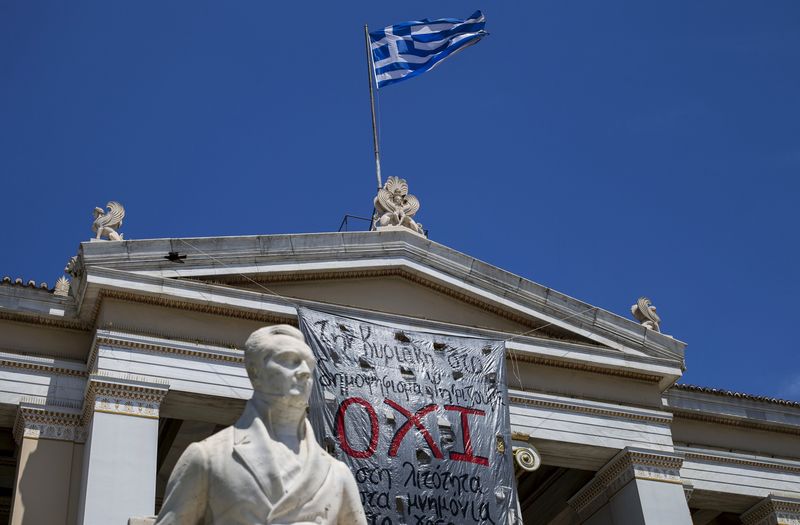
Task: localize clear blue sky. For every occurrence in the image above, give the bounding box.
[1,1,798,400]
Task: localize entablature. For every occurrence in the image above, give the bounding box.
[81,279,683,391]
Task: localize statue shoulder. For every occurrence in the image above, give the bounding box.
[196,424,234,453]
[327,454,357,479]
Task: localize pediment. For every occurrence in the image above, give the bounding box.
[71,231,685,364]
[188,270,602,347]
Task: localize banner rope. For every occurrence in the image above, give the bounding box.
[176,237,599,441]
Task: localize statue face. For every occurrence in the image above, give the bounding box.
[253,335,316,404]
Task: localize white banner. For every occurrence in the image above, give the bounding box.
[299,307,520,525]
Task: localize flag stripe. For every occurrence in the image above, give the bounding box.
[374,33,485,88]
[373,32,479,65]
[369,11,487,88]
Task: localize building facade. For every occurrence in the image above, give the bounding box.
[0,230,798,524]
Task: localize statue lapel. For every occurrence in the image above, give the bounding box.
[269,421,332,521]
[232,403,285,505]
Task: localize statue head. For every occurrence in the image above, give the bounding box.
[244,325,316,406]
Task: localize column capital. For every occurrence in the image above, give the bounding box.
[13,397,84,444]
[83,372,169,423]
[568,447,684,520]
[741,494,800,525]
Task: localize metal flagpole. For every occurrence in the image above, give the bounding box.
[364,24,382,191]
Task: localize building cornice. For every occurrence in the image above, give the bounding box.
[674,384,800,409]
[508,350,663,384]
[0,310,90,331]
[0,350,86,377]
[85,270,682,383]
[677,446,800,475]
[741,494,800,525]
[509,390,673,425]
[87,328,244,373]
[671,409,800,436]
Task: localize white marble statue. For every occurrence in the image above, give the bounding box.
[92,201,125,240]
[373,176,425,235]
[631,297,661,332]
[156,325,367,525]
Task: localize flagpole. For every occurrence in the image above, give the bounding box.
[364,24,382,191]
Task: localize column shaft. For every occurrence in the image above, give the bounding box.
[9,402,84,525]
[76,374,167,525]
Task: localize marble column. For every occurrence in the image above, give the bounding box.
[567,447,692,525]
[741,494,800,525]
[76,374,168,525]
[9,399,85,525]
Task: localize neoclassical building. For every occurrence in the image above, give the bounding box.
[1,224,798,524]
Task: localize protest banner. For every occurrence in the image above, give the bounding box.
[299,307,519,525]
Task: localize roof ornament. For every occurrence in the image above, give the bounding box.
[631,297,661,332]
[54,277,70,297]
[373,176,426,236]
[92,201,125,241]
[65,256,83,279]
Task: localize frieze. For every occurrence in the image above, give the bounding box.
[82,373,168,423]
[93,395,160,419]
[13,402,84,444]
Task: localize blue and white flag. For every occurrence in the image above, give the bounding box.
[369,11,487,88]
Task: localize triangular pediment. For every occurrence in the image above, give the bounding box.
[70,230,685,364]
[188,271,602,346]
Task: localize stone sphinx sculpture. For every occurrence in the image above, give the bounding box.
[631,297,661,332]
[373,176,425,236]
[92,201,125,240]
[156,325,367,525]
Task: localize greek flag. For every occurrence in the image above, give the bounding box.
[369,11,487,88]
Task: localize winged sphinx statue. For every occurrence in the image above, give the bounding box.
[631,297,661,332]
[373,176,425,236]
[92,201,125,241]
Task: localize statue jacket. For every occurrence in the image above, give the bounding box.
[156,402,367,525]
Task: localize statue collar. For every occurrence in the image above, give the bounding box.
[233,401,332,518]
